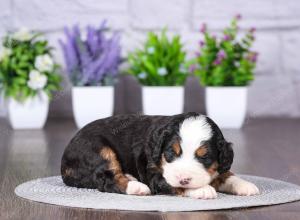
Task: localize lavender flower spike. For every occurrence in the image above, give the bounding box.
[59,21,122,86]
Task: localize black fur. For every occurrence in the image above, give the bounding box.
[61,112,233,195]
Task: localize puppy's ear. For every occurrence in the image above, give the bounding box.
[217,140,234,174]
[147,124,173,165]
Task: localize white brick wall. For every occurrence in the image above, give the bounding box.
[130,0,190,30]
[0,0,300,117]
[0,0,11,34]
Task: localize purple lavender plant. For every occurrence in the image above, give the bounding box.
[59,21,121,86]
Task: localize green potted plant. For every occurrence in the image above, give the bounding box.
[127,30,188,115]
[192,15,257,128]
[0,28,61,129]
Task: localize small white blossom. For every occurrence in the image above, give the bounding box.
[32,34,46,43]
[138,72,147,79]
[157,67,168,76]
[13,27,33,41]
[27,70,47,90]
[35,54,54,72]
[0,47,12,61]
[147,47,155,54]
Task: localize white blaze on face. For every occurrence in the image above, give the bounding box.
[162,116,213,188]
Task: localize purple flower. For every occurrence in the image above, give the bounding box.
[217,50,226,59]
[235,14,242,20]
[248,52,258,63]
[223,35,231,41]
[189,64,197,73]
[195,51,201,57]
[199,40,205,47]
[250,27,256,33]
[213,50,226,65]
[200,23,207,33]
[213,59,222,65]
[59,21,121,86]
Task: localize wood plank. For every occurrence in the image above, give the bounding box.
[1,118,300,220]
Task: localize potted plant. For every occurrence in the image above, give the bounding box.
[60,22,121,128]
[127,30,188,115]
[193,15,257,128]
[0,28,61,129]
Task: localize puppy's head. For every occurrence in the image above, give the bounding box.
[161,115,233,189]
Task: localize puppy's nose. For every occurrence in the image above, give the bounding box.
[179,178,192,186]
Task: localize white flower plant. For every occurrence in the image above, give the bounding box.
[127,30,188,86]
[0,28,61,102]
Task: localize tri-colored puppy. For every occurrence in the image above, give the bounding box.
[61,112,259,199]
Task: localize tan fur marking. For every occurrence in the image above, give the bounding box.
[156,154,167,173]
[174,188,185,196]
[210,171,234,190]
[62,168,73,177]
[100,147,129,192]
[207,162,219,176]
[196,145,208,157]
[172,142,181,155]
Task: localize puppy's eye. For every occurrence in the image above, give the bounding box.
[164,142,182,163]
[195,145,208,158]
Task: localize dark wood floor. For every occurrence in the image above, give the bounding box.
[0,117,300,220]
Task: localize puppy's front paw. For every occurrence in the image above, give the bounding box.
[126,181,151,195]
[220,176,260,196]
[232,180,260,196]
[185,185,217,199]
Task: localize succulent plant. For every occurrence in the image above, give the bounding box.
[127,30,188,86]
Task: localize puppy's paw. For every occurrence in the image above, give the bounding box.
[125,173,138,181]
[185,185,217,199]
[231,180,260,196]
[126,181,151,195]
[220,176,260,196]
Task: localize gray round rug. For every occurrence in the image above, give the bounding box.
[15,175,300,212]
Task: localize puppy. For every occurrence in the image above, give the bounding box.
[61,112,259,199]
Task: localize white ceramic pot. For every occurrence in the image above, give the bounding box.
[8,92,49,129]
[205,87,247,129]
[142,86,184,115]
[72,86,114,128]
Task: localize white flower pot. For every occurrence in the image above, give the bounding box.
[72,86,114,128]
[206,87,247,129]
[142,86,184,115]
[8,92,49,129]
